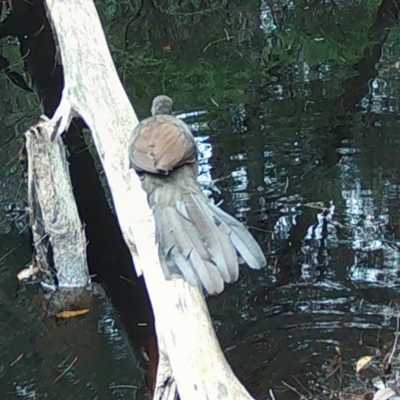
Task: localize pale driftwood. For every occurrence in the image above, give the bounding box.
[26,118,89,288]
[43,0,255,399]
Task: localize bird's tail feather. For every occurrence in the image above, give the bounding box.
[207,201,267,270]
[153,189,266,294]
[155,206,224,293]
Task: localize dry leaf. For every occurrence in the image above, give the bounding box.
[56,309,90,319]
[373,387,395,400]
[356,355,373,373]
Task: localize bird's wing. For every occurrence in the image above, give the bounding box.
[129,115,197,175]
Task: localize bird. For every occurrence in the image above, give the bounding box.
[129,95,266,294]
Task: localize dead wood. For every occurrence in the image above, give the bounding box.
[34,0,256,398]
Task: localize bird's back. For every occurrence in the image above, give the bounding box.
[129,114,198,176]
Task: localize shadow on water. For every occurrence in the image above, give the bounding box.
[2,0,400,399]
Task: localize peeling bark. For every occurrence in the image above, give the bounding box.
[26,117,89,288]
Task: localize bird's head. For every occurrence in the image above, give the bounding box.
[151,95,173,116]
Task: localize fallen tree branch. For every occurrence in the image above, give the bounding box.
[43,0,255,398]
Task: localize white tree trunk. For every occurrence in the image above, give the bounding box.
[43,1,255,399]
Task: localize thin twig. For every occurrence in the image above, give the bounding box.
[109,384,138,389]
[281,380,307,399]
[387,312,400,366]
[53,356,78,383]
[0,246,18,263]
[249,225,273,233]
[292,375,312,397]
[10,353,24,366]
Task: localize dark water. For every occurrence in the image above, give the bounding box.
[205,114,400,396]
[162,1,400,397]
[2,0,400,399]
[0,236,144,399]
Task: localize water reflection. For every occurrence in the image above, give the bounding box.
[179,8,400,397]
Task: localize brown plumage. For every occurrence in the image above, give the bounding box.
[129,95,266,294]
